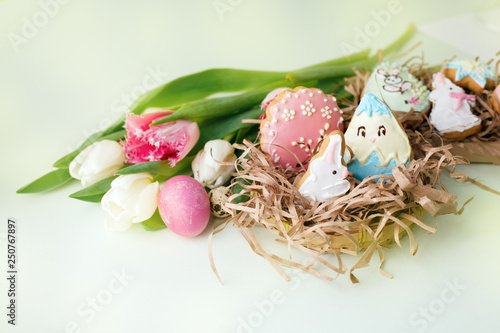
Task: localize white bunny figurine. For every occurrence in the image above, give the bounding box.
[296,131,350,202]
[428,72,481,139]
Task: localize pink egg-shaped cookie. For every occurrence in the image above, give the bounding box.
[259,86,344,171]
[260,87,291,110]
[158,175,210,237]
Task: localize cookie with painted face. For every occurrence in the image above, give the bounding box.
[364,62,430,114]
[429,72,482,140]
[295,131,350,202]
[443,59,495,94]
[259,87,344,171]
[344,93,412,181]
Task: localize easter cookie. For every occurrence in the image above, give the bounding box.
[296,131,350,202]
[344,93,412,181]
[364,62,430,114]
[429,72,482,140]
[260,87,344,171]
[443,59,495,94]
[491,85,500,113]
[261,87,290,110]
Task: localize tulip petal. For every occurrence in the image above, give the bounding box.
[101,173,158,231]
[192,140,236,188]
[123,111,199,166]
[125,111,173,134]
[132,182,159,223]
[106,212,134,231]
[110,172,153,190]
[69,140,125,187]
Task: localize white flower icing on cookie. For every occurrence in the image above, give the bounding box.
[428,72,481,136]
[260,87,343,171]
[344,93,411,181]
[364,62,430,113]
[296,131,349,202]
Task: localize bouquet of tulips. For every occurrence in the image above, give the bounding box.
[17,25,416,236]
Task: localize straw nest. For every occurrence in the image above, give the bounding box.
[212,117,468,283]
[210,58,497,283]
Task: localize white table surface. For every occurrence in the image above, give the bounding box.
[1,1,500,332]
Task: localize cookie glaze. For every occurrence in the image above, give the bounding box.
[260,87,344,170]
[344,93,411,181]
[364,62,430,113]
[493,85,500,112]
[296,132,350,202]
[347,152,409,182]
[429,72,481,135]
[261,87,290,110]
[444,59,494,89]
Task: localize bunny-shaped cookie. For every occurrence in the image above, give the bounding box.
[429,72,481,139]
[295,131,350,202]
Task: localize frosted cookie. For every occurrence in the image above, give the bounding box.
[429,72,481,140]
[295,131,350,202]
[491,85,500,113]
[344,93,412,181]
[260,87,344,171]
[261,87,290,110]
[443,59,495,94]
[364,62,430,114]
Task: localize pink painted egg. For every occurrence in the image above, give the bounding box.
[158,175,210,237]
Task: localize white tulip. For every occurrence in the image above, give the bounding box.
[69,140,125,187]
[101,173,159,231]
[192,140,236,189]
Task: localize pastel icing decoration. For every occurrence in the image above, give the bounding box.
[344,93,412,181]
[261,87,290,110]
[364,62,430,114]
[443,59,495,94]
[259,86,344,171]
[296,131,350,202]
[429,72,482,140]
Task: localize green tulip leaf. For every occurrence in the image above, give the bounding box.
[303,48,371,70]
[117,155,195,176]
[68,176,118,202]
[17,169,74,194]
[232,177,252,205]
[140,209,167,231]
[130,69,287,115]
[152,89,270,124]
[193,107,263,152]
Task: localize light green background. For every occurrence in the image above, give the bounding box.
[1,1,500,333]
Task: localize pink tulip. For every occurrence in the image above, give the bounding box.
[123,111,199,166]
